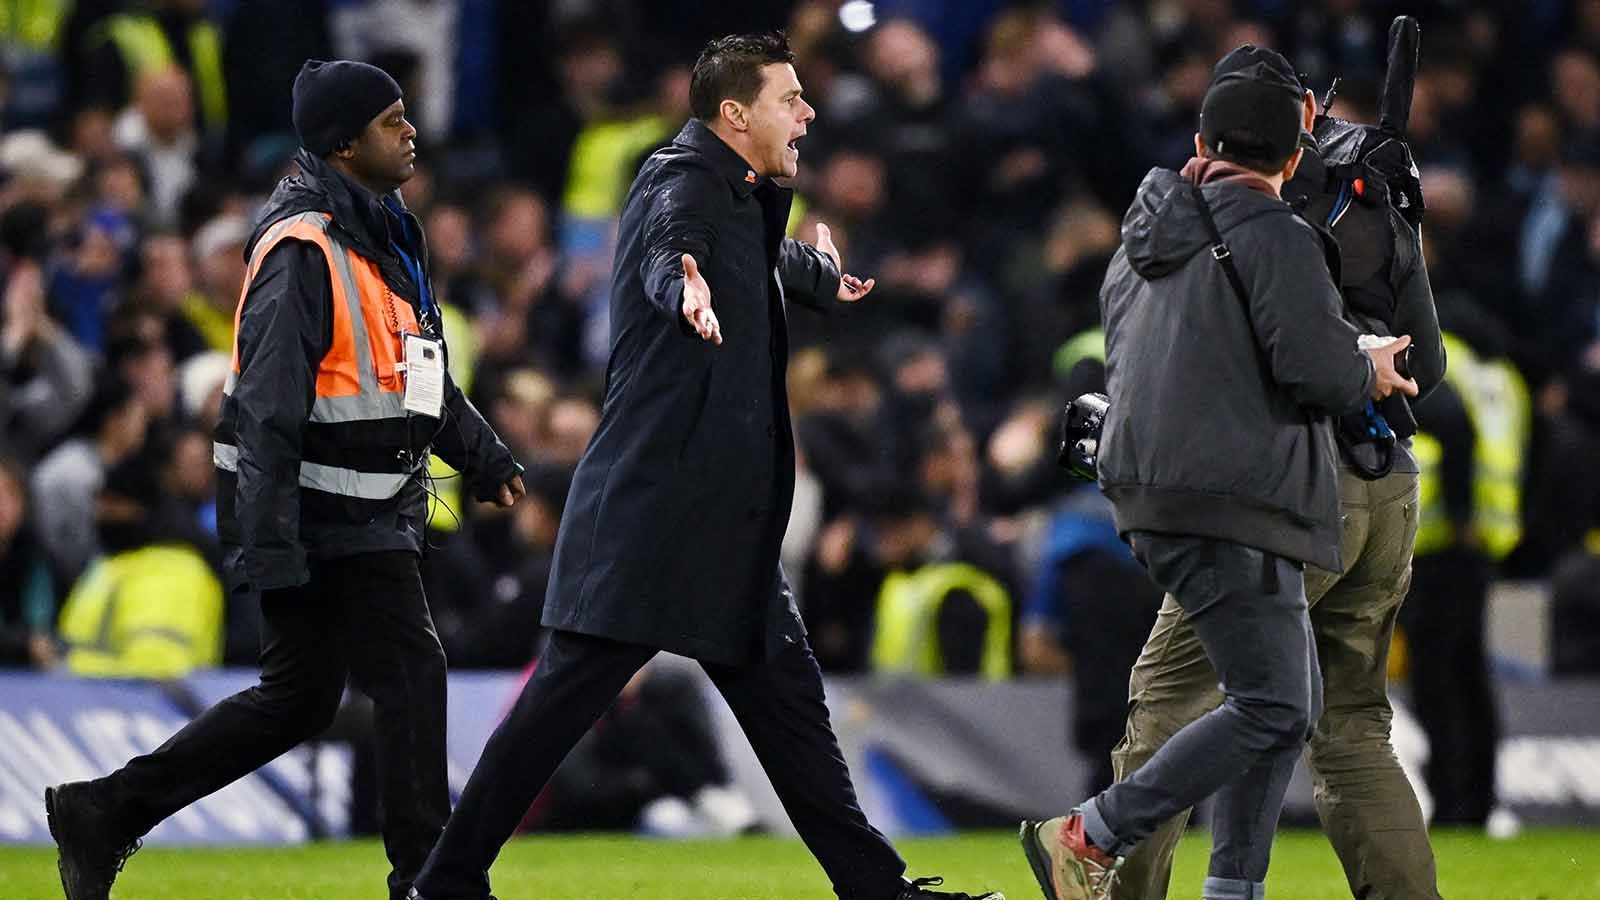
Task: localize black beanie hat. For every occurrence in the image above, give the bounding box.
[292,59,403,156]
[1200,44,1305,166]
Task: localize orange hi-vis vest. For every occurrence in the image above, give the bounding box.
[214,211,428,502]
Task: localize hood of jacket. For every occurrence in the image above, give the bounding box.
[1120,164,1293,281]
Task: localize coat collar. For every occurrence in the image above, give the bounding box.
[674,118,763,198]
[290,149,406,257]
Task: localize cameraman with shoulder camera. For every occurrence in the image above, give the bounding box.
[1019,46,1415,900]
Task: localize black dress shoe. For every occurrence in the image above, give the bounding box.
[896,875,1005,899]
[405,888,497,900]
[45,782,141,900]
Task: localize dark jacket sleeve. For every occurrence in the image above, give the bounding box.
[1244,217,1376,415]
[1391,224,1447,400]
[231,240,329,591]
[777,237,842,311]
[1414,378,1476,530]
[434,368,522,502]
[638,162,719,331]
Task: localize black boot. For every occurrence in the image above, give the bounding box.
[45,782,142,900]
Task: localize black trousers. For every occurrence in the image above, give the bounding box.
[94,551,450,900]
[414,629,906,900]
[1399,547,1499,825]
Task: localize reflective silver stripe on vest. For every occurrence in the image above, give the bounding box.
[297,460,410,499]
[310,391,408,422]
[213,441,410,501]
[311,226,388,423]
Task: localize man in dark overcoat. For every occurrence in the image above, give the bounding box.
[409,33,1000,900]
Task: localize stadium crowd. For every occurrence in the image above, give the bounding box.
[3,0,1600,825]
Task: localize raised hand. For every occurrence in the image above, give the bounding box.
[680,253,722,344]
[814,223,876,303]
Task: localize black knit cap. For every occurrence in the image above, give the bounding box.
[1200,44,1306,166]
[292,59,403,156]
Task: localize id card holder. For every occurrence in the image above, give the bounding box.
[400,333,445,418]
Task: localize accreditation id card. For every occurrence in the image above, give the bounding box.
[402,333,445,418]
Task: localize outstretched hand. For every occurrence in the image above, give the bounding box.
[680,254,722,344]
[814,223,875,303]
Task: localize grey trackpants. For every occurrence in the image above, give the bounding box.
[1110,471,1442,900]
[1081,532,1322,900]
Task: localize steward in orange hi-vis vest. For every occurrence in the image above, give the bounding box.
[212,147,521,594]
[46,64,526,900]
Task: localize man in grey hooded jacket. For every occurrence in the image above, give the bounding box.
[1019,46,1416,900]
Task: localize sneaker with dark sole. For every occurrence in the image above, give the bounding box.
[45,783,141,900]
[1018,815,1121,900]
[895,875,1004,899]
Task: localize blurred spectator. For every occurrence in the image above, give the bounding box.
[540,393,601,468]
[161,425,217,538]
[474,186,585,377]
[1,255,95,462]
[1007,201,1120,391]
[177,350,229,432]
[795,348,893,520]
[113,66,203,228]
[564,62,691,227]
[1550,544,1600,677]
[48,207,129,353]
[330,0,459,138]
[838,19,957,240]
[1522,135,1600,369]
[428,463,569,669]
[1404,325,1532,827]
[72,0,227,136]
[131,231,209,361]
[0,130,83,207]
[0,457,58,668]
[422,200,492,320]
[505,19,625,205]
[31,372,147,583]
[1526,359,1600,675]
[185,212,251,352]
[486,367,557,463]
[804,484,1014,678]
[955,6,1117,235]
[0,0,70,129]
[106,308,179,424]
[221,0,333,164]
[1020,484,1161,796]
[55,440,222,678]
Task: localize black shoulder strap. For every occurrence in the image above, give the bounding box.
[1190,183,1252,311]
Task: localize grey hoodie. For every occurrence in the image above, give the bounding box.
[1097,165,1376,572]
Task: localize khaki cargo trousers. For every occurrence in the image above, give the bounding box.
[1109,469,1443,900]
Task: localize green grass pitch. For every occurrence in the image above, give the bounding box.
[0,828,1593,899]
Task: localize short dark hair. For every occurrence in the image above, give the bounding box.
[690,32,794,121]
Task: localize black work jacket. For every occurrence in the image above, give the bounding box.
[216,150,518,594]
